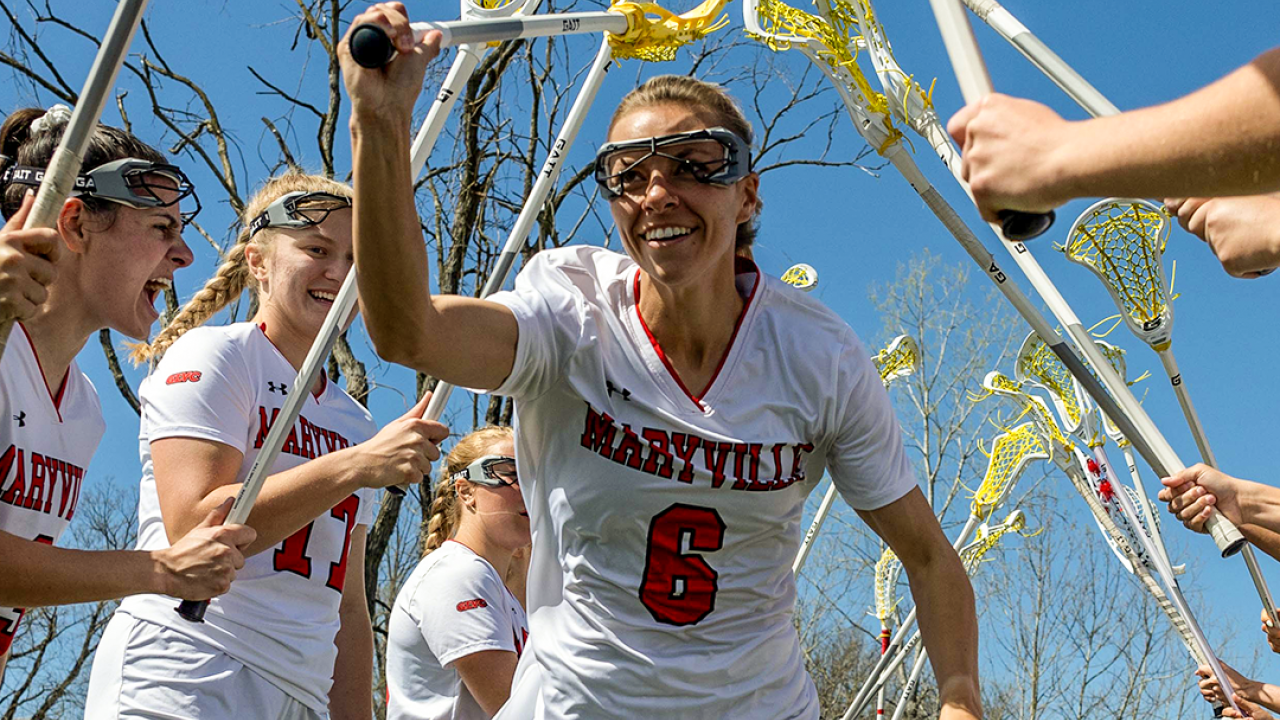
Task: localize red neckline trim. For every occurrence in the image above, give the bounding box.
[256,322,327,399]
[632,259,759,410]
[18,322,67,421]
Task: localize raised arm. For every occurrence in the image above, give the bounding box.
[948,47,1280,221]
[339,3,518,390]
[858,488,981,720]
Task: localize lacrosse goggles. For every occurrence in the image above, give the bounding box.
[452,455,519,488]
[2,158,200,225]
[248,191,352,238]
[594,127,752,200]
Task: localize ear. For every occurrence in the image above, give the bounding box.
[455,478,476,509]
[56,198,90,255]
[735,172,760,226]
[244,242,270,286]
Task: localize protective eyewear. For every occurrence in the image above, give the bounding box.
[594,127,752,200]
[248,191,351,237]
[452,455,519,488]
[3,158,200,225]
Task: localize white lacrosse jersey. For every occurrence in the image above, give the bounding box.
[386,539,529,720]
[0,324,105,655]
[116,322,377,713]
[487,246,916,719]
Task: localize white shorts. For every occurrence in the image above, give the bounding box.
[85,612,325,720]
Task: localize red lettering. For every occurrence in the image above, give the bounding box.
[24,453,46,511]
[165,370,202,385]
[299,417,317,460]
[580,404,618,457]
[611,425,645,470]
[456,598,489,612]
[1,449,25,506]
[789,443,815,482]
[701,442,733,489]
[671,433,701,484]
[641,428,674,479]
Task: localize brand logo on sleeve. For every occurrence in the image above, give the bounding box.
[166,371,202,385]
[268,381,288,395]
[456,598,488,612]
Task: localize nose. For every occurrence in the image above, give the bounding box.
[640,169,680,212]
[170,235,194,268]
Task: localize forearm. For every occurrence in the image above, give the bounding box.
[173,450,365,557]
[910,552,982,718]
[329,615,374,719]
[1058,48,1280,199]
[1235,479,1280,562]
[0,532,164,606]
[350,111,436,372]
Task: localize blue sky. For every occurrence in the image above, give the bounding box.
[5,0,1279,696]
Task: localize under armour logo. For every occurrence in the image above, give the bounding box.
[12,412,24,427]
[268,382,288,395]
[606,380,631,401]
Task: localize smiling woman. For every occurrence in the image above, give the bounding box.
[341,4,981,717]
[85,171,450,720]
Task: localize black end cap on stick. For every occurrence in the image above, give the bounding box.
[176,599,208,623]
[350,23,396,68]
[998,209,1055,241]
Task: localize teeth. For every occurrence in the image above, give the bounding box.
[643,226,693,241]
[145,278,172,289]
[311,291,336,301]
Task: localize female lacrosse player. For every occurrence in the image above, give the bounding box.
[386,425,530,719]
[340,7,980,717]
[84,172,449,719]
[0,106,253,678]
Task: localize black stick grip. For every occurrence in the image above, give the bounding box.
[998,208,1055,241]
[350,23,396,68]
[176,599,208,623]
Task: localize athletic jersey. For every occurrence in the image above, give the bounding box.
[0,324,104,655]
[116,322,377,713]
[385,540,529,720]
[487,246,917,719]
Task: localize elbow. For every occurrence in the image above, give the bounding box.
[364,317,431,373]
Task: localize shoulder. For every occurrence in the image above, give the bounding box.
[516,246,636,295]
[755,276,864,358]
[154,323,257,370]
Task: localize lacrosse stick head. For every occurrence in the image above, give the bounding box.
[872,545,903,625]
[1061,198,1175,351]
[781,263,819,292]
[971,423,1048,521]
[873,334,920,388]
[961,508,1028,571]
[1092,340,1131,447]
[977,371,1076,470]
[462,0,535,19]
[1015,332,1093,440]
[608,0,732,61]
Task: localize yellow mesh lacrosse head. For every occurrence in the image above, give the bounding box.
[1062,199,1174,351]
[608,0,732,62]
[781,263,819,292]
[836,0,936,128]
[873,334,920,388]
[873,545,903,623]
[960,509,1026,571]
[1094,340,1131,448]
[1015,332,1088,438]
[745,0,901,152]
[978,371,1074,461]
[971,423,1048,521]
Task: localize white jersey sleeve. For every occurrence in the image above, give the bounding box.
[142,328,255,451]
[825,332,916,510]
[386,541,528,720]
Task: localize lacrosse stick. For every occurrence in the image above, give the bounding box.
[350,0,729,67]
[840,0,1248,563]
[924,0,1051,240]
[792,332,918,574]
[978,371,1228,717]
[871,545,904,718]
[181,0,731,621]
[780,262,819,292]
[890,509,1030,720]
[1015,333,1239,716]
[844,423,1045,718]
[1064,198,1280,625]
[0,0,149,359]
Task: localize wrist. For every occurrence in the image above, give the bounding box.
[144,548,176,596]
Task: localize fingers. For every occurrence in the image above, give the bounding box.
[2,190,35,232]
[946,102,979,153]
[198,497,234,527]
[405,390,432,419]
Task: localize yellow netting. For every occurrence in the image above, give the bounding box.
[960,510,1026,571]
[971,423,1046,521]
[835,0,936,129]
[873,545,903,622]
[608,0,732,61]
[746,0,902,153]
[1016,334,1087,438]
[1094,340,1132,448]
[873,334,919,388]
[1061,199,1174,351]
[975,371,1073,453]
[781,263,817,289]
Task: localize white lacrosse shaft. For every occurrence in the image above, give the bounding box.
[792,480,837,574]
[174,28,491,621]
[349,12,627,67]
[395,37,615,490]
[0,0,150,359]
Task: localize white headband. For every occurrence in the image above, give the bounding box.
[29,104,73,135]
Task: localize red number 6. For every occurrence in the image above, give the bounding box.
[639,503,725,626]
